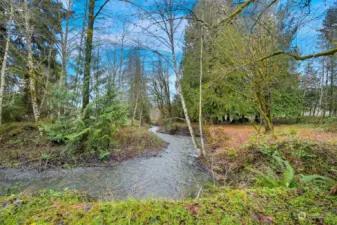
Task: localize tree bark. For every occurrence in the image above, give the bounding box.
[0,2,13,124]
[329,57,334,116]
[319,57,325,116]
[167,5,199,155]
[60,0,70,88]
[82,0,95,111]
[131,93,139,127]
[39,45,53,113]
[74,0,88,97]
[24,0,40,122]
[199,22,205,156]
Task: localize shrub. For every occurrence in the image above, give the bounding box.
[40,90,127,157]
[321,117,337,132]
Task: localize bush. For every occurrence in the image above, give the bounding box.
[40,90,127,157]
[321,117,337,132]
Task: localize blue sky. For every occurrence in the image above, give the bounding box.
[62,0,336,90]
[290,0,336,55]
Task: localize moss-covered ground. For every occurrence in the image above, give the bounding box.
[1,187,336,225]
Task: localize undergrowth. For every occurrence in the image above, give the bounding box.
[0,124,166,169]
[203,134,337,190]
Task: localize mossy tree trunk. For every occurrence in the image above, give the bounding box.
[24,0,40,122]
[82,0,95,111]
[0,2,13,124]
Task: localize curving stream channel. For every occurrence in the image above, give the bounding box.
[0,127,214,200]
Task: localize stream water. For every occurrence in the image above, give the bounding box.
[0,127,213,200]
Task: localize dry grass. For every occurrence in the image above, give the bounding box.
[206,125,256,151]
[114,127,167,157]
[206,124,337,154]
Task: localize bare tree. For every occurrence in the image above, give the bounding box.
[151,57,171,119]
[126,0,200,154]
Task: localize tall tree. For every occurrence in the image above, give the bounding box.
[82,0,111,110]
[0,0,13,124]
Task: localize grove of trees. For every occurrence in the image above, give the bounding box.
[0,0,336,157]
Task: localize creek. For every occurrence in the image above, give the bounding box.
[0,127,214,200]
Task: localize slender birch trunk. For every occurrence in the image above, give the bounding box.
[167,8,199,155]
[199,24,206,156]
[0,2,13,125]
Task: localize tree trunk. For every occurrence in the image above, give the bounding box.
[60,0,70,88]
[329,57,334,116]
[323,65,329,118]
[24,0,40,122]
[0,3,13,124]
[82,0,95,111]
[167,8,199,155]
[319,57,325,116]
[131,93,139,127]
[199,25,205,156]
[39,45,53,113]
[256,90,273,133]
[74,0,88,98]
[139,100,143,127]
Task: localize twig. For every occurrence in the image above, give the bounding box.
[211,156,215,187]
[195,185,203,199]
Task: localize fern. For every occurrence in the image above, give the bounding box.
[250,167,281,188]
[272,153,295,187]
[65,128,90,141]
[253,152,335,189]
[298,174,336,186]
[283,160,295,187]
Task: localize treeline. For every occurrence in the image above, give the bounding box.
[0,0,172,155]
[1,0,337,153]
[0,0,159,125]
[176,0,337,132]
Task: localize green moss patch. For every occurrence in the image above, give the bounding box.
[1,188,336,224]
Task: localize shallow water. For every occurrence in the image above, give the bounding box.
[0,127,213,200]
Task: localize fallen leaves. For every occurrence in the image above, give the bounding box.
[185,204,200,215]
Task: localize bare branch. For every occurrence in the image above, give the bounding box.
[94,0,111,20]
[212,0,255,30]
[259,48,337,61]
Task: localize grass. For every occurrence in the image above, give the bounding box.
[206,124,337,152]
[0,187,336,224]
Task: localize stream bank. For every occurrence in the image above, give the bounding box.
[0,123,167,169]
[0,127,214,200]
